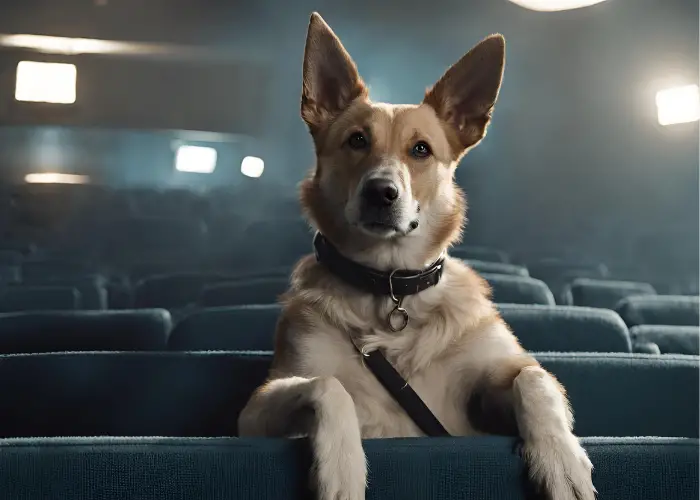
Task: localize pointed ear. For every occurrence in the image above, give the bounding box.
[301,12,368,133]
[423,34,505,156]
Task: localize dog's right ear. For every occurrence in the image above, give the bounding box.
[301,12,367,133]
[423,35,505,158]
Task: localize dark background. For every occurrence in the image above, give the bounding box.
[0,0,697,287]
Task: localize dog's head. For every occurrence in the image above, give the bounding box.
[299,13,505,269]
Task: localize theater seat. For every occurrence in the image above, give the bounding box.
[465,260,529,277]
[133,273,242,309]
[0,310,171,354]
[21,260,95,283]
[0,286,81,312]
[564,278,657,309]
[498,304,632,352]
[0,436,695,500]
[173,305,631,354]
[630,325,700,355]
[537,353,698,438]
[0,265,20,284]
[21,276,108,310]
[616,295,700,327]
[482,274,555,305]
[450,246,509,263]
[170,305,280,351]
[199,277,289,307]
[0,352,694,439]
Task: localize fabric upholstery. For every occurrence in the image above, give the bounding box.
[0,351,695,439]
[466,260,529,277]
[199,278,290,307]
[0,309,172,354]
[498,304,632,352]
[565,278,656,309]
[21,276,108,310]
[482,274,555,305]
[174,304,632,353]
[170,305,281,351]
[630,325,700,355]
[616,295,700,327]
[450,246,510,263]
[0,286,81,312]
[0,436,696,500]
[0,265,20,284]
[537,353,698,438]
[133,273,244,309]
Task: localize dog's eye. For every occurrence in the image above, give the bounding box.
[347,132,369,150]
[411,141,432,159]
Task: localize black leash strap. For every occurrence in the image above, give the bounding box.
[360,348,450,437]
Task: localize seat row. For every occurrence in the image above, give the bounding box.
[0,301,697,355]
[1,435,695,500]
[0,351,696,439]
[0,267,685,312]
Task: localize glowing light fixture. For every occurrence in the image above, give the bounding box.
[25,173,89,184]
[0,34,125,55]
[175,145,217,173]
[656,84,700,126]
[508,0,608,11]
[241,156,264,178]
[15,61,77,104]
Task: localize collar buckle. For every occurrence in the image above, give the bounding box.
[388,269,410,332]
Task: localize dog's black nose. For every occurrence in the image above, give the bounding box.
[362,178,399,207]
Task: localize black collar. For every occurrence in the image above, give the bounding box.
[313,232,445,298]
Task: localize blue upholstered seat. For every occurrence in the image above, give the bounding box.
[482,274,556,305]
[616,295,700,327]
[0,351,694,439]
[0,436,695,500]
[0,309,171,354]
[564,278,656,309]
[498,304,632,352]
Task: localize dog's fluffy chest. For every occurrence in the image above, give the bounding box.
[296,315,473,438]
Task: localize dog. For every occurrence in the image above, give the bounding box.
[239,12,595,500]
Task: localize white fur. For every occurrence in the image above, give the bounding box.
[513,366,596,500]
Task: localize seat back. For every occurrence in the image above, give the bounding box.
[450,246,509,263]
[537,353,698,438]
[133,273,242,309]
[0,352,695,439]
[565,278,656,309]
[21,275,108,310]
[170,305,281,351]
[0,286,81,312]
[0,310,171,354]
[498,304,631,352]
[0,436,696,500]
[616,295,700,327]
[482,274,555,305]
[199,278,289,307]
[465,260,529,277]
[630,325,700,355]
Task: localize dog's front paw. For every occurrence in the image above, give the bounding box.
[312,429,366,500]
[311,377,367,500]
[521,433,595,500]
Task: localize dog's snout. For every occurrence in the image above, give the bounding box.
[362,178,399,207]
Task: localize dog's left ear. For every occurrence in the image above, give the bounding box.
[423,34,505,156]
[301,12,367,133]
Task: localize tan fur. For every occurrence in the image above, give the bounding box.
[239,12,595,500]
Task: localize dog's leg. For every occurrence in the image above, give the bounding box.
[239,376,367,500]
[512,365,596,500]
[467,358,595,500]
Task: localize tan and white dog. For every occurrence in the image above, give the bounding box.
[239,12,595,500]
